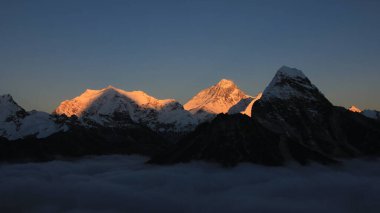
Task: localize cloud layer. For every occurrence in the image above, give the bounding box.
[0,156,379,213]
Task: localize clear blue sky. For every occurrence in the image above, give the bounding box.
[1,0,379,112]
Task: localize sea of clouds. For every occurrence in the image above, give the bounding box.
[0,155,379,213]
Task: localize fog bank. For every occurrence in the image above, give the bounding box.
[0,155,379,213]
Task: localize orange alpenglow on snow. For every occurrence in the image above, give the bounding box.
[184,79,249,115]
[349,106,362,113]
[54,85,178,117]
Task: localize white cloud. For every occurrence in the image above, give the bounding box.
[0,156,379,213]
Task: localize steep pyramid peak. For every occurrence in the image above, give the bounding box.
[0,94,22,108]
[0,94,14,102]
[349,106,362,113]
[0,94,26,122]
[184,79,249,117]
[261,66,328,103]
[216,79,236,88]
[106,85,116,89]
[100,85,125,93]
[276,66,307,79]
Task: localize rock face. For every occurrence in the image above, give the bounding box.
[150,66,380,166]
[54,86,198,134]
[184,79,250,122]
[0,95,67,140]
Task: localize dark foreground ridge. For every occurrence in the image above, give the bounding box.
[0,125,169,163]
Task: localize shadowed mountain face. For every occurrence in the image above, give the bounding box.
[148,114,338,167]
[150,66,380,166]
[251,67,380,157]
[362,110,380,121]
[0,125,169,163]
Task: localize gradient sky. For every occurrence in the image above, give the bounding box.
[1,0,379,112]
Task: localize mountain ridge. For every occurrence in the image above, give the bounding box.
[54,86,198,134]
[150,66,380,166]
[1,66,380,166]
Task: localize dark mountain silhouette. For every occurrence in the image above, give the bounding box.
[0,122,169,163]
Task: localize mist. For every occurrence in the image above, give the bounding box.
[0,155,379,213]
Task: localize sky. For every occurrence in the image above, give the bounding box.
[0,0,379,112]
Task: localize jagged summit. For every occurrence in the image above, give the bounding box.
[216,79,236,88]
[0,94,25,122]
[184,79,249,120]
[277,66,308,79]
[252,66,334,138]
[261,66,325,102]
[349,106,362,113]
[0,94,13,101]
[0,94,20,106]
[0,94,66,140]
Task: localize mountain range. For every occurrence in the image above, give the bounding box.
[1,66,380,166]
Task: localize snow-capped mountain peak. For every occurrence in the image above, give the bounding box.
[55,86,176,117]
[349,106,362,113]
[0,94,26,122]
[0,94,67,140]
[261,66,322,101]
[184,79,249,119]
[277,66,308,79]
[54,86,197,133]
[216,79,236,88]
